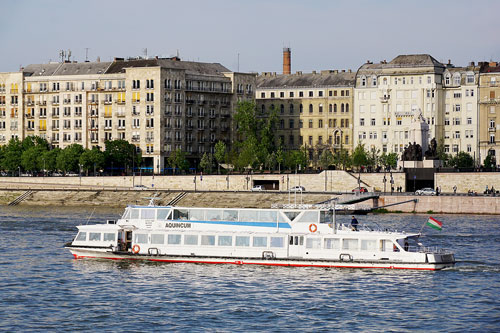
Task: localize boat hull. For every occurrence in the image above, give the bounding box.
[68,247,454,271]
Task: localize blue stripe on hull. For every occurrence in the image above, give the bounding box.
[173,220,291,228]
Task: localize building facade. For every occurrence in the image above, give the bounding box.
[354,54,446,155]
[478,61,500,163]
[256,70,355,160]
[0,57,255,172]
[442,64,480,157]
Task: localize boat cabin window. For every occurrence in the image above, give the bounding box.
[235,236,250,247]
[270,237,284,248]
[151,234,165,244]
[122,210,131,219]
[103,233,115,242]
[130,208,140,219]
[75,232,86,241]
[283,211,300,221]
[218,235,233,246]
[134,233,148,244]
[253,236,267,247]
[361,239,377,251]
[240,210,259,222]
[306,237,321,249]
[342,238,358,250]
[259,210,277,222]
[173,209,189,220]
[184,235,198,245]
[89,232,101,241]
[190,209,204,221]
[324,238,340,250]
[223,210,238,221]
[379,239,393,252]
[168,234,181,245]
[157,209,170,220]
[141,209,155,219]
[297,211,319,223]
[201,235,215,246]
[206,210,223,221]
[319,211,331,224]
[289,236,304,246]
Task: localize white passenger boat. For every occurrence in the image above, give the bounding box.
[66,204,455,270]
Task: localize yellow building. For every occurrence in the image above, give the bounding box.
[478,61,500,164]
[256,70,355,160]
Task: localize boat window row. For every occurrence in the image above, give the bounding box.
[133,233,286,248]
[308,237,395,252]
[75,232,115,242]
[122,207,332,224]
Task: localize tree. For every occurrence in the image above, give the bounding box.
[105,140,141,173]
[333,148,351,170]
[235,136,259,171]
[80,148,106,175]
[21,147,41,172]
[276,146,284,173]
[168,149,189,173]
[319,149,334,170]
[448,151,474,168]
[199,153,213,174]
[483,154,496,170]
[56,144,84,173]
[264,151,277,172]
[214,140,226,174]
[352,143,368,171]
[380,152,398,169]
[367,147,380,169]
[38,148,60,172]
[234,100,259,139]
[1,138,23,173]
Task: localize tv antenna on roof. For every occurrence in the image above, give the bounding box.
[85,48,90,62]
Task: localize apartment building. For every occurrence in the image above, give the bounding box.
[256,70,355,158]
[0,57,255,172]
[478,62,500,162]
[354,54,446,155]
[442,64,480,157]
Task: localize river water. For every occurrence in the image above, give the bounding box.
[0,206,499,332]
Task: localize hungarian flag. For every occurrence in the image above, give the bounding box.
[426,217,443,231]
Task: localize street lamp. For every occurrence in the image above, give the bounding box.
[79,163,82,186]
[18,166,21,177]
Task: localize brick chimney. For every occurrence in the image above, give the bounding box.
[283,47,291,75]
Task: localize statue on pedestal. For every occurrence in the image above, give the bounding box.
[424,138,438,160]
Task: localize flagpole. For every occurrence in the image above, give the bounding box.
[418,218,428,236]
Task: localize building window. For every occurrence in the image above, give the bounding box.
[289,92,294,98]
[280,104,284,114]
[309,91,313,97]
[334,104,337,113]
[261,92,265,98]
[299,104,303,113]
[309,104,313,113]
[490,119,496,129]
[289,119,294,129]
[289,104,294,114]
[318,91,323,97]
[280,92,284,98]
[319,104,323,113]
[371,118,375,126]
[319,119,323,128]
[308,120,313,128]
[490,134,496,144]
[360,118,365,126]
[299,91,303,97]
[308,136,313,145]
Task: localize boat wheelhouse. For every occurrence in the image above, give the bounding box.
[66,205,455,270]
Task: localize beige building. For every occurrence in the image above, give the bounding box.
[478,61,500,163]
[442,63,480,158]
[354,54,446,155]
[0,57,255,172]
[256,70,355,160]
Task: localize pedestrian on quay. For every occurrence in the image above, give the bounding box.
[453,185,457,194]
[351,216,359,231]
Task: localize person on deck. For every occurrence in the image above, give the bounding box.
[351,216,359,231]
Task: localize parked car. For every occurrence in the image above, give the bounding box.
[352,187,368,193]
[415,188,436,196]
[251,185,264,191]
[290,186,306,192]
[133,185,148,191]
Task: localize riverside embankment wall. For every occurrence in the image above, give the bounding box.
[1,189,499,215]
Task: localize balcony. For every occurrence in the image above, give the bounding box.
[25,113,34,119]
[146,137,154,143]
[63,99,71,104]
[52,113,59,118]
[489,127,497,132]
[104,100,113,105]
[115,100,125,105]
[37,101,47,106]
[209,126,217,131]
[52,101,60,106]
[74,99,82,104]
[26,101,35,106]
[221,112,230,118]
[380,96,390,103]
[131,136,140,142]
[186,99,195,105]
[88,100,99,105]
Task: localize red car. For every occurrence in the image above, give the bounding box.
[352,187,368,193]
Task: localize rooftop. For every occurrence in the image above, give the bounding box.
[257,71,355,89]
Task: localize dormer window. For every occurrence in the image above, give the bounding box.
[361,76,366,87]
[445,74,450,85]
[453,74,461,86]
[372,76,377,86]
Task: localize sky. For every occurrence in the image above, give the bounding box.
[1,0,500,74]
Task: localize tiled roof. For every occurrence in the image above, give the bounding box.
[23,62,112,77]
[257,71,355,88]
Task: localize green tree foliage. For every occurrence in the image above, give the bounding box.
[235,136,259,170]
[199,153,213,173]
[319,149,334,170]
[56,144,84,173]
[265,151,277,172]
[333,148,351,170]
[167,149,189,173]
[21,147,41,172]
[448,151,474,168]
[80,147,106,174]
[483,154,496,169]
[39,148,60,172]
[105,140,141,171]
[214,140,226,174]
[367,148,380,168]
[379,152,398,169]
[1,138,23,173]
[352,143,368,171]
[234,100,259,139]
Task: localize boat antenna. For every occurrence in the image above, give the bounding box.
[86,208,96,225]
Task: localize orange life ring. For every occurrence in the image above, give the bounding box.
[132,244,140,254]
[309,224,317,233]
